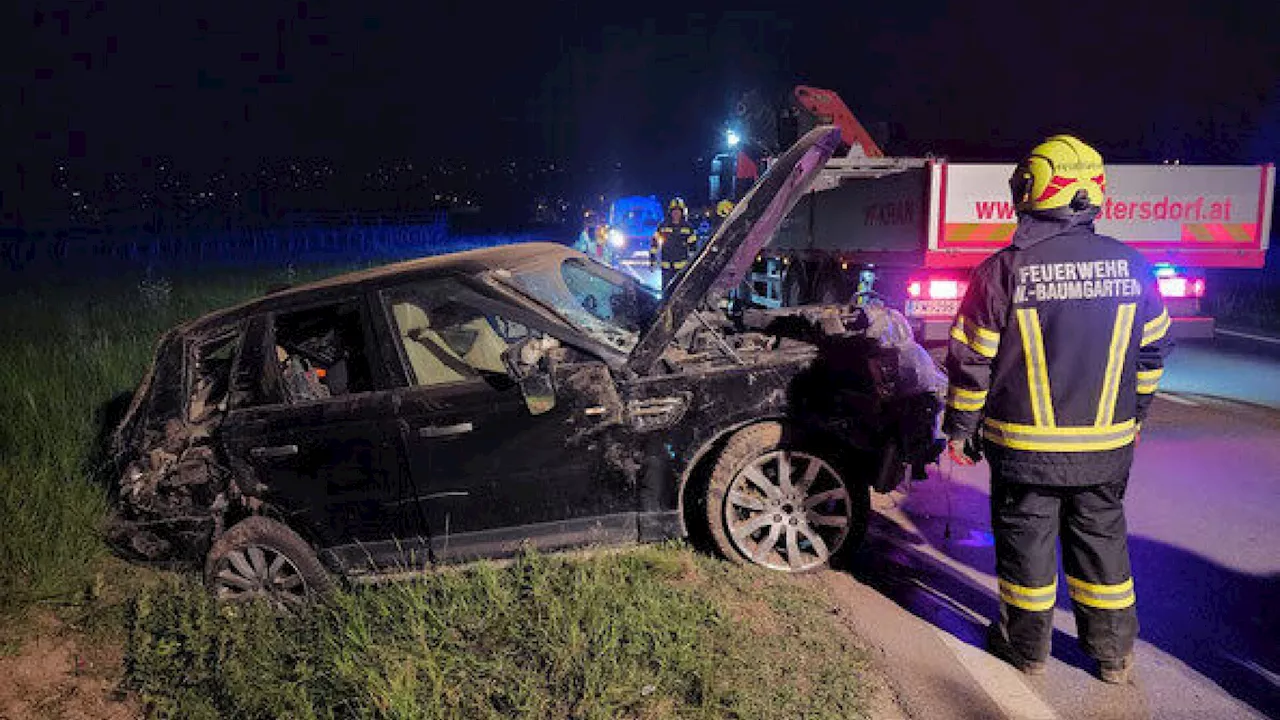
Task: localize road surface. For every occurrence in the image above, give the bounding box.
[841,338,1280,720]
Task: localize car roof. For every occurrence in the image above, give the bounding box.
[177,241,573,335]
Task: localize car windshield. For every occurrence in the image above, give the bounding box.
[494,257,661,354]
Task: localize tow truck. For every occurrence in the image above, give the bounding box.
[717,85,1276,346]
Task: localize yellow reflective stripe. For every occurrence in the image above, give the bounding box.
[1067,576,1135,610]
[984,418,1136,435]
[1016,308,1055,427]
[1142,308,1170,346]
[983,418,1137,452]
[1136,368,1163,395]
[967,320,1001,343]
[950,315,1000,358]
[947,386,988,412]
[999,578,1057,612]
[1066,576,1133,594]
[1096,303,1137,426]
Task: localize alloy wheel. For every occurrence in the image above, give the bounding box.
[723,450,852,572]
[212,544,309,608]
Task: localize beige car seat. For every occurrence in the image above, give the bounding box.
[391,302,469,386]
[459,316,509,374]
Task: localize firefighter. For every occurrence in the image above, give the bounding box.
[943,135,1172,684]
[649,197,699,290]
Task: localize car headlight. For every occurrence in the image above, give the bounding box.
[608,229,627,248]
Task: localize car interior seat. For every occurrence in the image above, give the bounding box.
[391,302,470,386]
[459,316,509,374]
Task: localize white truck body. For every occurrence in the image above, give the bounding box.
[754,157,1275,343]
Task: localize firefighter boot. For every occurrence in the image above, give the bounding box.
[985,623,1047,676]
[1098,651,1135,684]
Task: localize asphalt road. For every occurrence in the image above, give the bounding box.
[842,337,1280,720]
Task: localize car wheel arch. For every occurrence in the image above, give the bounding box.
[676,417,876,537]
[675,416,789,538]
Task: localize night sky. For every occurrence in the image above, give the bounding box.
[6,0,1280,199]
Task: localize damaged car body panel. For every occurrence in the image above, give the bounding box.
[108,126,946,581]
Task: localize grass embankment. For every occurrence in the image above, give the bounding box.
[0,262,873,718]
[130,547,870,719]
[0,266,334,612]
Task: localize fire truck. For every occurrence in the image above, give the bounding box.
[719,86,1276,345]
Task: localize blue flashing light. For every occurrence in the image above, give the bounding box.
[725,129,741,148]
[1153,263,1179,278]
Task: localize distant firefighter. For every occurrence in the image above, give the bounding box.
[649,197,698,290]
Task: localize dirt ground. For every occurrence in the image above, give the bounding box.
[0,613,138,720]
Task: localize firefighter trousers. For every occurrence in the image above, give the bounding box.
[989,476,1139,663]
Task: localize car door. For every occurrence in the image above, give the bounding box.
[219,297,428,574]
[375,276,635,561]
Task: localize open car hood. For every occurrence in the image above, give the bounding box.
[625,126,843,374]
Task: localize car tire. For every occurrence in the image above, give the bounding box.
[705,422,869,573]
[204,516,333,608]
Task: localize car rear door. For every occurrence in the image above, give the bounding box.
[219,297,428,574]
[373,276,636,561]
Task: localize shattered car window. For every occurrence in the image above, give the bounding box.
[256,302,374,406]
[384,281,538,388]
[498,257,659,353]
[188,331,239,422]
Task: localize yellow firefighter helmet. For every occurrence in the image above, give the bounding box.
[1010,135,1106,214]
[667,197,688,213]
[715,199,734,218]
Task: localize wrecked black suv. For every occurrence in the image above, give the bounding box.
[108,128,944,605]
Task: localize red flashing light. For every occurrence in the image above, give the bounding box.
[1191,278,1206,298]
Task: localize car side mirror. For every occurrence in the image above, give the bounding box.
[502,336,560,415]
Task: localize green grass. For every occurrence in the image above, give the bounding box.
[0,261,873,718]
[127,547,870,720]
[0,264,354,613]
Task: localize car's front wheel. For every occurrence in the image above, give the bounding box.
[204,516,332,608]
[705,423,869,573]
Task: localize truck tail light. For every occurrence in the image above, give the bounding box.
[1157,276,1206,298]
[1154,263,1205,299]
[1153,262,1206,299]
[929,280,962,300]
[908,277,968,300]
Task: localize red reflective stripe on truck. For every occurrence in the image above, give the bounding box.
[943,223,1017,245]
[1180,223,1258,243]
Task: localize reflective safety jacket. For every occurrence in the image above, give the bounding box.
[942,211,1173,486]
[649,221,699,270]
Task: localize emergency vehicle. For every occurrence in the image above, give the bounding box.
[721,87,1276,344]
[607,195,665,291]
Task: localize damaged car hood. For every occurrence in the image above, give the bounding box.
[626,126,842,375]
